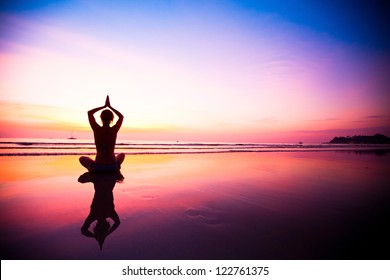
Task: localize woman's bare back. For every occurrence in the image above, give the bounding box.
[94,126,117,164]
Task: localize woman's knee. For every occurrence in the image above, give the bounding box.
[79,156,93,169]
[117,153,125,164]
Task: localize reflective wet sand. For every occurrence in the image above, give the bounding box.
[1,151,389,259]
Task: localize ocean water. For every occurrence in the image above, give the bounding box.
[1,138,389,156]
[0,139,390,259]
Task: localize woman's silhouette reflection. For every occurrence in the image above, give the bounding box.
[78,171,124,250]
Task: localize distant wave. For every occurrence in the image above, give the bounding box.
[0,139,389,156]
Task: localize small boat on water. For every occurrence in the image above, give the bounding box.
[68,131,77,140]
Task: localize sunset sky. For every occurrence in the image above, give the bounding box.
[1,0,389,142]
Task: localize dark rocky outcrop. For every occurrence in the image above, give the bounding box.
[329,134,390,144]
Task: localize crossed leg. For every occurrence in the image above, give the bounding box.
[79,154,125,172]
[79,156,94,172]
[116,153,125,168]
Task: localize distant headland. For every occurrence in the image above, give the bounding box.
[329,134,390,144]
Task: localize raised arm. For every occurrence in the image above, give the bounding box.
[81,215,95,237]
[88,105,105,130]
[108,211,121,235]
[106,96,124,131]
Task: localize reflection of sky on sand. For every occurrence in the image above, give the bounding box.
[0,157,90,257]
[1,152,389,259]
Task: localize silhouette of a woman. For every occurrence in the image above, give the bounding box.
[79,96,125,172]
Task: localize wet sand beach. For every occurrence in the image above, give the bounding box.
[1,151,389,259]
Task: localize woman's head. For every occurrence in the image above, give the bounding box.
[100,109,114,125]
[94,219,110,250]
